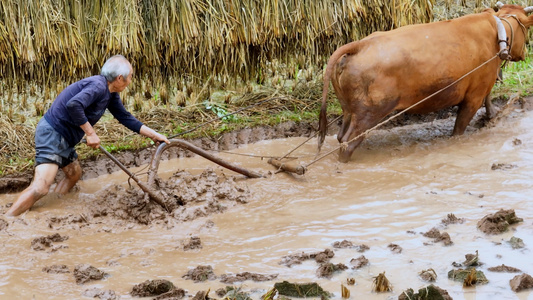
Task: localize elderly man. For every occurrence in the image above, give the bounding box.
[6,55,169,216]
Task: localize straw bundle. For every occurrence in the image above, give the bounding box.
[0,0,436,93]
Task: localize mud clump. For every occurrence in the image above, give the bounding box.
[399,284,452,300]
[509,273,533,292]
[448,268,488,286]
[419,269,438,282]
[47,214,89,230]
[82,288,118,300]
[131,279,178,297]
[491,163,518,170]
[441,213,465,225]
[316,262,348,278]
[182,265,217,282]
[508,236,525,249]
[332,239,353,248]
[182,236,202,251]
[0,174,32,194]
[73,264,108,284]
[219,272,278,284]
[0,218,8,230]
[453,251,481,268]
[30,233,69,251]
[350,255,369,269]
[279,248,335,267]
[488,264,522,273]
[215,286,251,299]
[477,209,523,234]
[388,243,403,253]
[42,264,70,274]
[423,227,453,246]
[355,244,370,252]
[153,288,186,300]
[88,168,250,225]
[274,281,331,299]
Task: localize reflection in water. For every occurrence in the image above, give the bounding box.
[1,110,533,299]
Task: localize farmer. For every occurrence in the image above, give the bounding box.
[5,55,170,216]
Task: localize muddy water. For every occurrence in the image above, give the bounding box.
[1,109,533,300]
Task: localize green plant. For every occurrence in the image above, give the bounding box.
[203,101,237,122]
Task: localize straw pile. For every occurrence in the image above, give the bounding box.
[0,0,435,95]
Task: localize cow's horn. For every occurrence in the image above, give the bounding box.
[496,1,504,9]
[524,6,533,14]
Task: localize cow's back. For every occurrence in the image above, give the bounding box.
[332,11,500,114]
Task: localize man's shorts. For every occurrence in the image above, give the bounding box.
[34,118,78,168]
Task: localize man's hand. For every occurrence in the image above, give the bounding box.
[152,132,170,145]
[140,125,170,145]
[80,122,100,148]
[85,133,101,149]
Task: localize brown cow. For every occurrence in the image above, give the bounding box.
[318,3,533,163]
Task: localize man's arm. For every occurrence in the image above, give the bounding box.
[108,96,169,145]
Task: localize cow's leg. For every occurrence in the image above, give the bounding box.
[338,113,366,163]
[337,113,352,142]
[484,95,497,119]
[453,97,484,135]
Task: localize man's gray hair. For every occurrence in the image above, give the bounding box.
[100,55,131,82]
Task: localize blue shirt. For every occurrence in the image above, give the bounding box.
[44,75,143,147]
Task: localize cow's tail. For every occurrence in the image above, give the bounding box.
[318,42,359,152]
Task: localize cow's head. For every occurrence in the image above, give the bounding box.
[495,2,533,61]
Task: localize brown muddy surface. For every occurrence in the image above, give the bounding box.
[1,97,533,299]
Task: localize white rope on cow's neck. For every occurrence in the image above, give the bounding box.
[305,53,500,168]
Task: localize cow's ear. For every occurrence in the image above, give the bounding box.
[524,15,533,27]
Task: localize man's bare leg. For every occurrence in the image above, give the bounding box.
[54,160,82,194]
[5,163,59,216]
